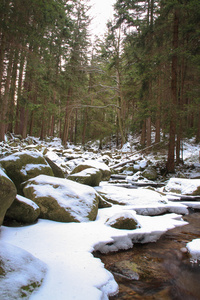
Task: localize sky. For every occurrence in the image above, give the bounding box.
[89,0,116,40]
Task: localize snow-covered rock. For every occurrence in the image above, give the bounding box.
[95,184,189,216]
[105,211,140,230]
[96,184,166,206]
[0,168,17,225]
[71,160,111,181]
[44,156,65,178]
[5,194,40,224]
[68,167,102,186]
[142,166,158,181]
[23,175,100,222]
[164,178,200,196]
[186,239,200,261]
[0,151,54,194]
[0,242,47,299]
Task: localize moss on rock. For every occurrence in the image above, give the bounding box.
[0,151,54,194]
[68,168,102,186]
[5,195,40,224]
[0,168,17,225]
[106,212,140,230]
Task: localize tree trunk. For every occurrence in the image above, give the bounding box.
[146,116,151,151]
[74,108,78,145]
[196,105,200,143]
[155,74,161,143]
[140,120,146,146]
[49,90,57,137]
[62,87,73,146]
[70,113,74,143]
[176,55,186,164]
[15,50,26,134]
[116,69,125,147]
[0,47,14,141]
[166,9,179,173]
[29,111,35,136]
[82,108,88,145]
[7,49,19,132]
[0,33,6,101]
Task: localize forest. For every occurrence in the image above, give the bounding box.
[0,0,199,172]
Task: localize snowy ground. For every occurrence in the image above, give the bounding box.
[0,136,200,299]
[0,205,189,300]
[1,182,200,299]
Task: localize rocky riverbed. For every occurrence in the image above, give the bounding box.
[95,210,200,300]
[0,134,200,299]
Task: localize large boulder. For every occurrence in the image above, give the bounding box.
[0,168,17,225]
[68,167,102,186]
[0,242,47,299]
[23,175,100,222]
[0,151,54,195]
[164,178,200,196]
[71,160,111,181]
[5,194,40,225]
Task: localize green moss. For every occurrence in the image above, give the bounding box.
[110,217,139,230]
[0,152,53,194]
[0,262,5,276]
[21,281,41,298]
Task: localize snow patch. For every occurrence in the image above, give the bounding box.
[186,239,200,261]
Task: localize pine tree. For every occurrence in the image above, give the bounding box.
[62,0,91,145]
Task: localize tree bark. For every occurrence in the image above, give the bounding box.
[62,87,73,146]
[0,47,14,141]
[7,49,19,132]
[15,50,26,134]
[196,105,200,143]
[82,108,88,145]
[166,9,179,173]
[155,74,161,143]
[140,120,146,146]
[146,116,151,151]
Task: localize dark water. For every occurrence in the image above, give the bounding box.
[94,211,200,300]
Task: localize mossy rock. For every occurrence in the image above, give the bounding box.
[110,260,139,280]
[23,175,100,222]
[0,168,17,225]
[109,217,139,230]
[0,151,54,195]
[71,160,111,181]
[106,212,140,230]
[68,168,102,186]
[71,164,92,174]
[142,166,157,181]
[0,242,47,300]
[164,178,200,196]
[98,196,112,208]
[45,156,65,178]
[5,195,40,225]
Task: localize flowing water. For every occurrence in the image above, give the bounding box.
[94,210,200,300]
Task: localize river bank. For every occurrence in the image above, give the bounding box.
[94,210,200,299]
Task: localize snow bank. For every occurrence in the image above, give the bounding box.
[1,200,188,300]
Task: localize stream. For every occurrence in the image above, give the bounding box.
[94,210,200,300]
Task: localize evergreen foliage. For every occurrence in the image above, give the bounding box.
[0,0,199,172]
